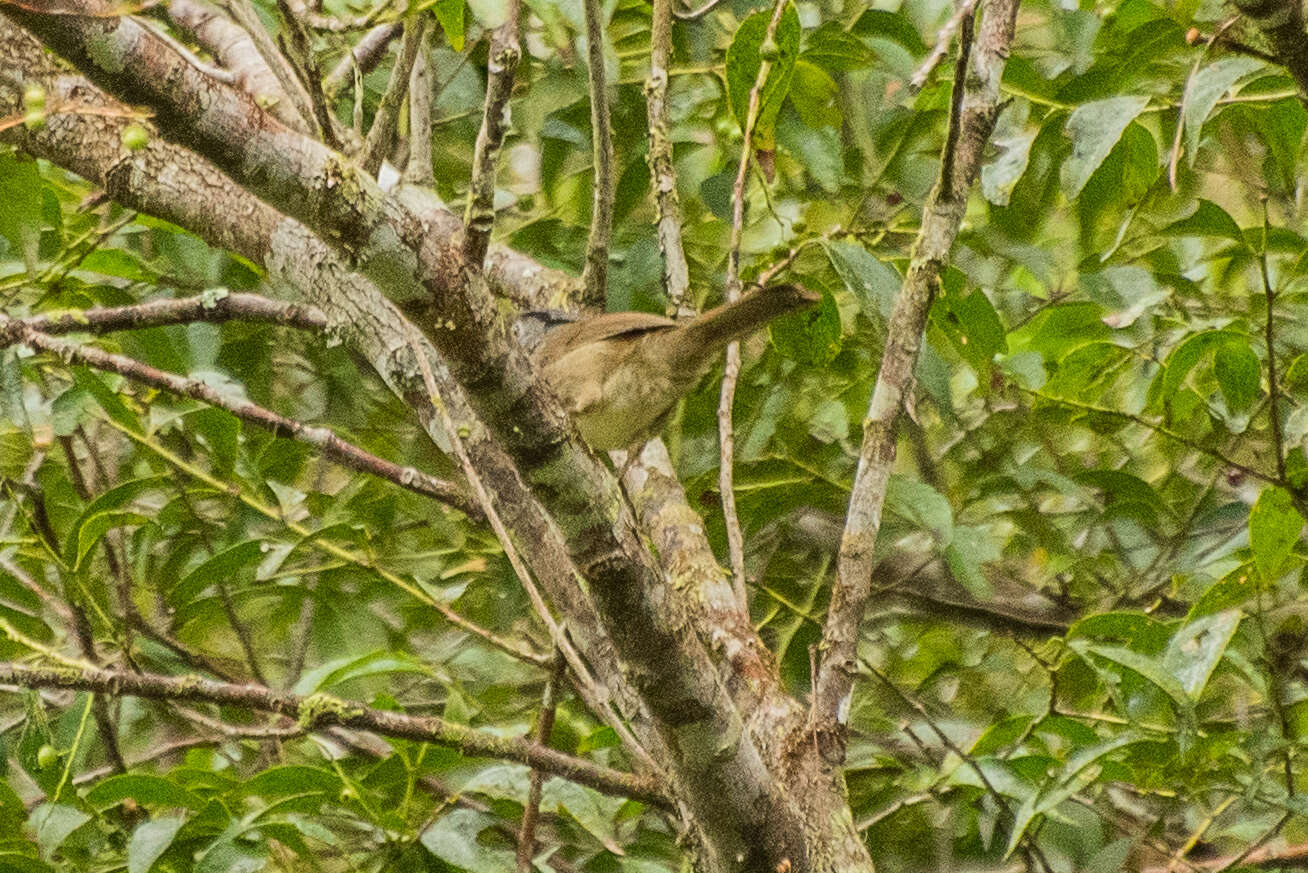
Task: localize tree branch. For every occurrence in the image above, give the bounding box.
[812,0,1019,741]
[360,13,425,174]
[463,0,521,267]
[644,0,690,307]
[0,661,671,808]
[1232,0,1308,96]
[719,0,789,608]
[580,0,614,304]
[0,318,481,518]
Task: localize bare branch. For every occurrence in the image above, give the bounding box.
[463,0,521,268]
[360,14,426,174]
[324,21,403,95]
[14,292,327,335]
[813,0,1019,740]
[404,21,433,185]
[273,0,340,148]
[580,0,614,304]
[0,660,672,808]
[221,0,320,135]
[517,655,565,873]
[167,0,308,132]
[719,0,789,608]
[0,319,482,518]
[909,0,980,92]
[645,0,690,307]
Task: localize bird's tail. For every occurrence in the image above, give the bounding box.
[668,283,819,369]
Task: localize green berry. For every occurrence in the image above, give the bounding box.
[121,123,149,151]
[36,744,58,769]
[759,37,781,62]
[23,109,45,130]
[22,83,46,111]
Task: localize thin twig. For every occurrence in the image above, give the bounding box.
[580,0,615,304]
[517,654,565,873]
[324,21,402,95]
[0,321,481,518]
[672,0,725,19]
[13,292,327,335]
[463,0,521,267]
[1260,198,1285,480]
[361,14,427,175]
[404,20,433,185]
[221,0,319,134]
[274,0,340,148]
[0,660,672,808]
[645,0,690,307]
[909,0,980,92]
[718,0,789,609]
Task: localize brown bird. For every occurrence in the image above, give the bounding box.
[531,283,819,450]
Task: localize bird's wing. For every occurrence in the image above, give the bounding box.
[534,312,677,367]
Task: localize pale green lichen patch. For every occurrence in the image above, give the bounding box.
[297,692,363,729]
[85,24,131,75]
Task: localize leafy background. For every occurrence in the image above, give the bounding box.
[3,0,1308,869]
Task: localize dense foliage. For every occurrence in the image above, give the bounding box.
[3,0,1308,870]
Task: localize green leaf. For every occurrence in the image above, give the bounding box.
[850,8,927,55]
[86,774,203,812]
[0,153,42,265]
[1158,199,1246,246]
[885,476,953,545]
[292,651,432,695]
[1189,563,1257,618]
[171,540,265,606]
[128,818,186,873]
[1214,338,1261,416]
[801,22,876,71]
[1061,96,1150,198]
[69,510,148,571]
[776,108,842,192]
[1069,639,1191,707]
[0,853,54,873]
[769,288,842,365]
[787,60,841,129]
[74,368,139,435]
[1151,329,1235,410]
[982,117,1037,207]
[826,239,899,318]
[432,0,466,51]
[1183,57,1265,166]
[1004,731,1144,857]
[725,3,802,149]
[1249,487,1304,582]
[240,765,342,799]
[420,809,516,872]
[936,288,1007,375]
[1162,610,1240,699]
[29,804,90,859]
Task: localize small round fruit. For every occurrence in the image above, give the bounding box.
[36,744,58,769]
[121,123,149,151]
[24,109,45,130]
[23,83,46,111]
[759,37,781,62]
